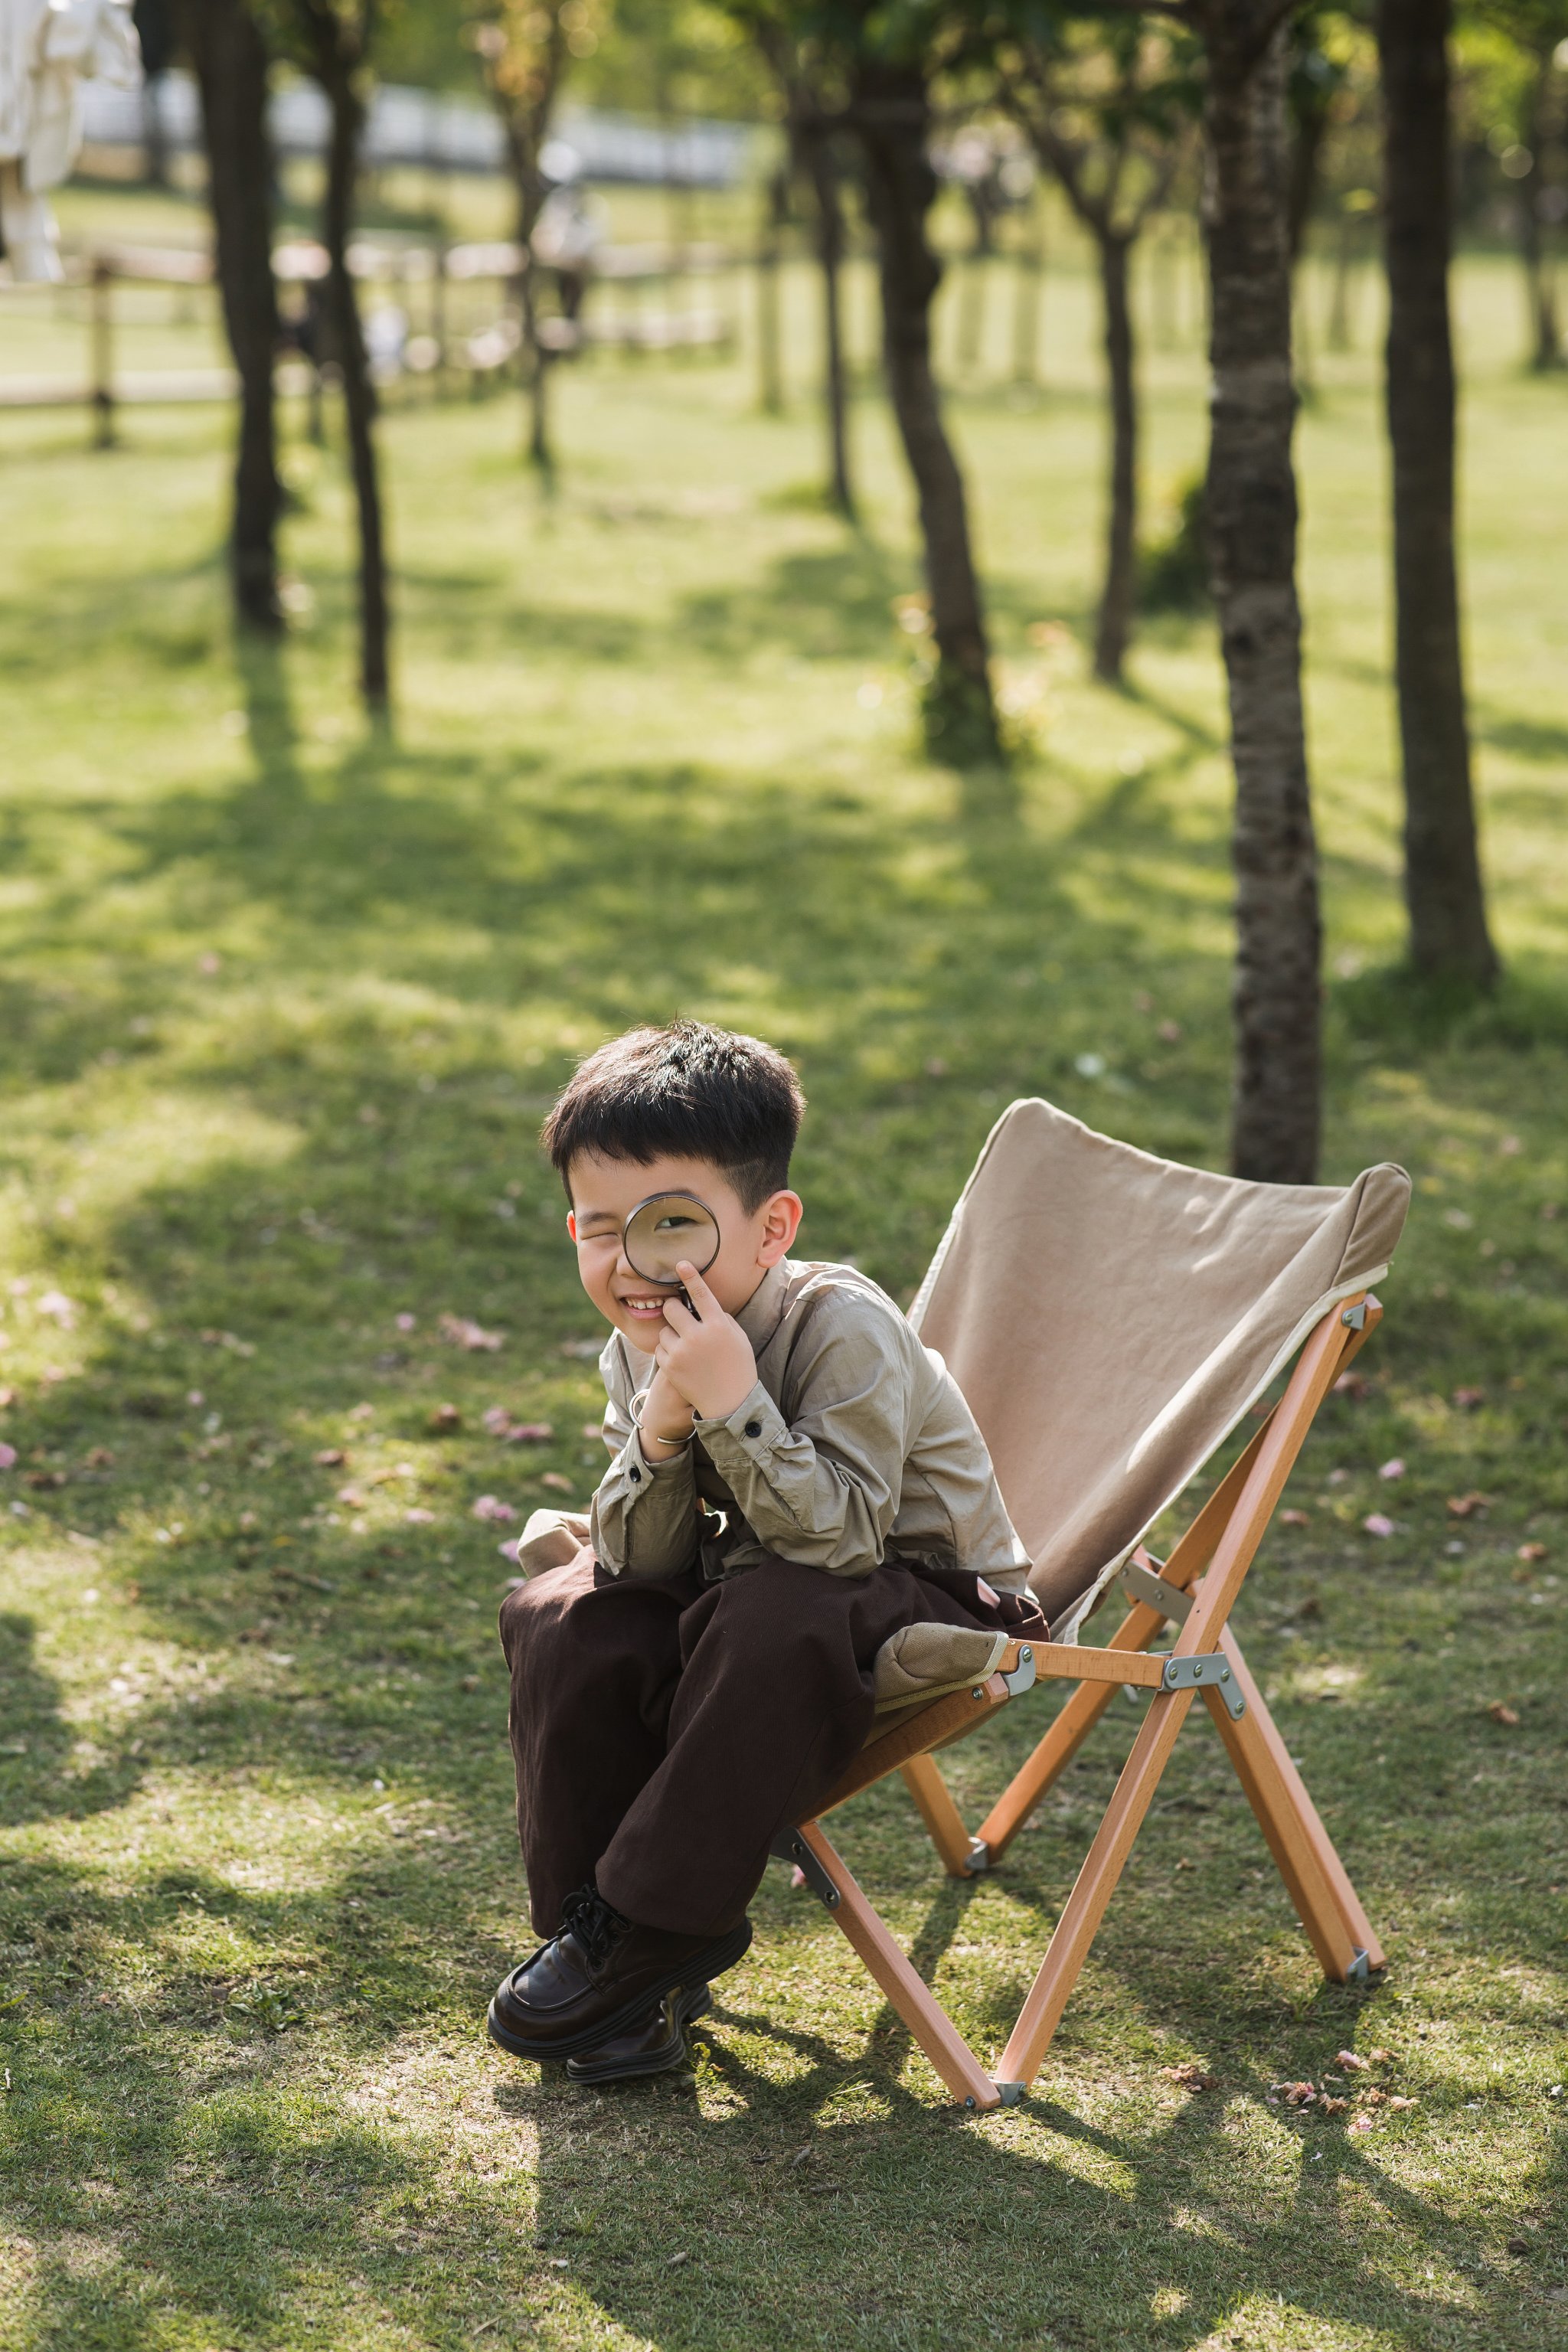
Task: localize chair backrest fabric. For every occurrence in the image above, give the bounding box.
[909,1100,1411,1634]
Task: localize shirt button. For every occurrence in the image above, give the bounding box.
[629,1466,642,1484]
[743,1419,762,1439]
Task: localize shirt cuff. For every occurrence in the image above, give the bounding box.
[619,1426,691,1494]
[696,1381,787,1462]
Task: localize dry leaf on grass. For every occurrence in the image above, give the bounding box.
[1318,2096,1348,2115]
[1279,2081,1317,2108]
[315,1448,345,1468]
[336,1485,368,1510]
[1336,2050,1370,2072]
[1281,1508,1310,1527]
[1161,2063,1219,2091]
[541,1472,573,1493]
[1517,1542,1548,1563]
[1452,1387,1486,1412]
[1333,1372,1370,1400]
[1446,1491,1491,1520]
[1488,1700,1521,1726]
[429,1403,462,1431]
[440,1314,503,1353]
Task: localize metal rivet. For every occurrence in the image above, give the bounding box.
[1021,1647,1032,1661]
[970,1687,984,1700]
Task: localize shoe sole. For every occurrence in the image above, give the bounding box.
[564,1982,713,2085]
[486,1919,751,2063]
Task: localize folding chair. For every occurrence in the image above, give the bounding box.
[774,1099,1411,2111]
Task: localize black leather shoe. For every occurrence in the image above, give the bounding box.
[564,1981,711,2085]
[487,1886,750,2062]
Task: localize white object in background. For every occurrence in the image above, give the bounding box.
[0,0,141,280]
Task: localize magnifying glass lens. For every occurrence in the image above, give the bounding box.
[622,1194,720,1285]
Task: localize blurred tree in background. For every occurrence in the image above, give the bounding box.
[991,6,1201,683]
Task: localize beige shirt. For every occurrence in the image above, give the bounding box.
[588,1256,1030,1586]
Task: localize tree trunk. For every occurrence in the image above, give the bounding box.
[1517,52,1561,371]
[1094,229,1138,684]
[180,0,283,632]
[1287,86,1331,266]
[1012,201,1044,384]
[505,127,554,477]
[854,58,998,760]
[1200,11,1320,1184]
[1377,0,1498,986]
[756,168,786,415]
[322,67,390,711]
[521,262,553,475]
[805,131,854,517]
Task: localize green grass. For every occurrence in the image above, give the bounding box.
[1,212,1566,2350]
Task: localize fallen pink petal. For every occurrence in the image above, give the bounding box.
[0,1443,15,1472]
[440,1313,503,1353]
[1362,1513,1396,1537]
[471,1494,518,1523]
[1378,1458,1406,1481]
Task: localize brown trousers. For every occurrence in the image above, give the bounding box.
[499,1544,1043,1939]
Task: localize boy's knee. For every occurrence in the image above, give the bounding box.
[704,1557,855,1668]
[498,1557,590,1666]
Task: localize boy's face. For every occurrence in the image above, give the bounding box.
[565,1151,802,1351]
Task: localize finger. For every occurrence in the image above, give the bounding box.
[675,1261,721,1319]
[662,1295,699,1334]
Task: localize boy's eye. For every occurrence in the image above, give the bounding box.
[652,1214,700,1234]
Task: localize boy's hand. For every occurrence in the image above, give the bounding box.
[654,1263,759,1423]
[638,1364,696,1453]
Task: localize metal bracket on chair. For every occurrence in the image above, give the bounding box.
[1001,1642,1037,1697]
[962,1837,991,1876]
[769,1830,840,1909]
[1161,1652,1246,1720]
[1122,1561,1193,1625]
[992,2080,1027,2106]
[1342,1302,1368,1331]
[1343,1948,1374,1985]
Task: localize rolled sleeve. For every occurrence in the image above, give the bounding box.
[588,1337,701,1579]
[696,1340,912,1577]
[590,1427,699,1578]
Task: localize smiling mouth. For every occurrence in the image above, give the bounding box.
[618,1295,671,1317]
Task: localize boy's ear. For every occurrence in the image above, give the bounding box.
[567,1210,578,1242]
[756,1190,803,1266]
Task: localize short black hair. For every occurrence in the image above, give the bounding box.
[542,1021,805,1212]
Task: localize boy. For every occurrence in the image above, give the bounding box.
[490,1021,1043,2083]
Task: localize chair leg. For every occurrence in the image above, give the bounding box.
[1209,1629,1385,1977]
[975,1593,1172,1865]
[995,1685,1197,2092]
[974,1674,1121,1865]
[794,1821,1001,2109]
[900,1754,976,1877]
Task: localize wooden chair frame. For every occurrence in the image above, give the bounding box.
[777,1292,1387,2112]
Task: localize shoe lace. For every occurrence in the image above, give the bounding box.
[558,1884,628,1972]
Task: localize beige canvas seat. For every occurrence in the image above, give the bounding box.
[774,1099,1412,2112]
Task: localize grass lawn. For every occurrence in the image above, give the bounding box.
[1,203,1566,2350]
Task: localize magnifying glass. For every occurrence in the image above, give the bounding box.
[622,1192,720,1309]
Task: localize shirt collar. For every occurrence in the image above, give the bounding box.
[734,1258,791,1353]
